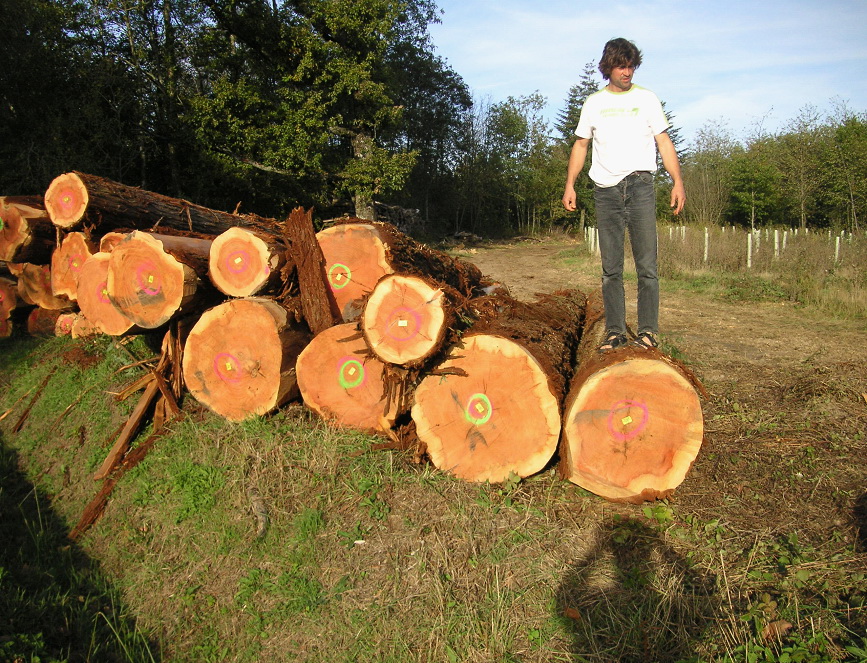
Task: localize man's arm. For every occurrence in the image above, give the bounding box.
[562,137,590,211]
[655,131,685,215]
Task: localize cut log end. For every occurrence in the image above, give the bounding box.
[182,298,310,422]
[316,223,392,321]
[77,253,136,336]
[362,274,448,366]
[107,231,198,329]
[560,357,704,503]
[412,334,561,483]
[209,227,281,297]
[297,322,397,434]
[45,172,89,228]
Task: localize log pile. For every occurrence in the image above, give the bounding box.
[1,171,705,504]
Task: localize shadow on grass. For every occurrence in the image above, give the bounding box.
[855,492,867,553]
[0,429,161,662]
[555,516,719,663]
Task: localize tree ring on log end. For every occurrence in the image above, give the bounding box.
[412,335,561,483]
[296,323,396,434]
[45,172,89,228]
[362,274,447,366]
[316,224,393,321]
[562,358,703,503]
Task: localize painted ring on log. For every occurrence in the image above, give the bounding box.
[213,352,243,384]
[68,253,85,272]
[337,356,366,389]
[134,261,162,296]
[97,281,111,304]
[328,263,352,290]
[385,306,422,342]
[57,189,79,215]
[606,399,650,442]
[464,393,493,426]
[226,250,251,275]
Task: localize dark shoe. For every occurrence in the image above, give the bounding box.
[598,331,628,353]
[633,332,659,349]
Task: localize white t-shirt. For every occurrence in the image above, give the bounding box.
[575,85,669,187]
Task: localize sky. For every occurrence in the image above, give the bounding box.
[427,0,867,145]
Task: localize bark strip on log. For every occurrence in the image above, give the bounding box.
[210,226,289,297]
[361,273,458,367]
[182,298,311,421]
[106,231,205,329]
[316,220,486,322]
[76,253,138,336]
[0,196,55,263]
[296,322,399,434]
[44,171,279,235]
[558,291,705,503]
[51,231,96,300]
[283,207,338,335]
[411,291,586,483]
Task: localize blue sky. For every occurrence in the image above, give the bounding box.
[427,0,867,144]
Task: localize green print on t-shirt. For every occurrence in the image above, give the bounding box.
[599,107,640,118]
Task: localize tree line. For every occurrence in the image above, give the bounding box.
[2,0,864,236]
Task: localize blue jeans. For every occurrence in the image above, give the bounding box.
[593,171,658,336]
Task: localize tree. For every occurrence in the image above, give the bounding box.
[727,144,782,230]
[826,105,867,233]
[555,61,599,142]
[682,121,738,226]
[773,105,826,230]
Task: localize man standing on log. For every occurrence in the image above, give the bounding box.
[562,38,685,351]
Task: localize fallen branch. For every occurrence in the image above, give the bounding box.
[12,367,58,433]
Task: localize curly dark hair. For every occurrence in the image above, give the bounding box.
[598,38,643,80]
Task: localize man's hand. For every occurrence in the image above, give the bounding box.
[562,187,577,211]
[670,180,685,215]
[562,138,589,212]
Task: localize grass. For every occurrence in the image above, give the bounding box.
[1,256,866,661]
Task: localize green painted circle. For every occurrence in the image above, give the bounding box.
[339,359,365,389]
[328,263,352,290]
[464,393,493,426]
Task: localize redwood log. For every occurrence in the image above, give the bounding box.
[316,220,486,321]
[77,253,139,336]
[71,312,101,338]
[0,277,17,339]
[361,273,461,367]
[51,231,96,300]
[182,298,311,421]
[210,226,289,297]
[27,307,76,336]
[296,322,399,434]
[0,196,55,263]
[558,292,705,503]
[411,291,586,483]
[44,171,279,235]
[16,263,71,310]
[99,232,126,252]
[106,231,213,329]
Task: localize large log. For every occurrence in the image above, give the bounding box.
[44,171,278,235]
[51,231,96,301]
[16,263,71,310]
[26,307,76,336]
[296,322,399,434]
[411,291,586,483]
[361,273,461,367]
[558,292,705,503]
[106,231,215,329]
[77,252,139,336]
[182,298,311,421]
[209,226,289,297]
[0,196,55,263]
[316,220,486,321]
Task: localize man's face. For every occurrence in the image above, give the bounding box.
[608,64,635,92]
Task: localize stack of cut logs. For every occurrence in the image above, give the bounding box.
[1,172,705,503]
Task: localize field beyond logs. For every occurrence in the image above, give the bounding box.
[1,233,866,662]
